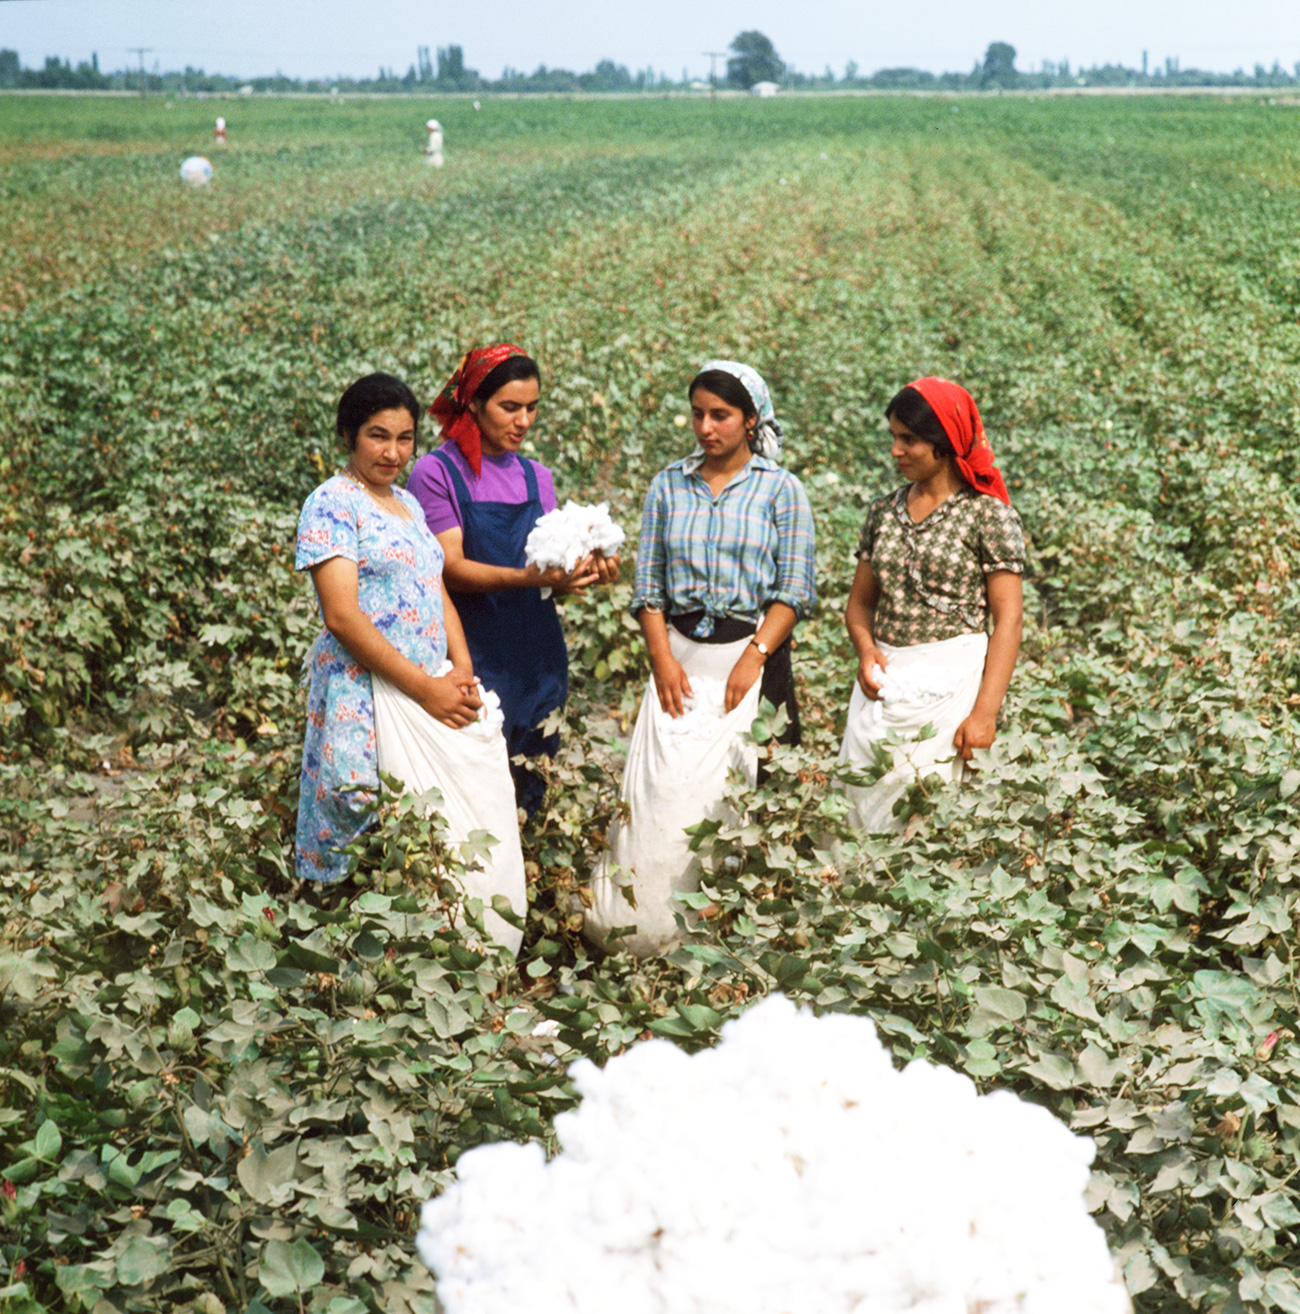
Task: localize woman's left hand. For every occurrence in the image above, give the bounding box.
[953,709,998,762]
[725,647,764,713]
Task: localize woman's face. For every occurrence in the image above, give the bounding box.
[348,407,417,489]
[470,377,540,458]
[889,416,949,484]
[691,388,753,465]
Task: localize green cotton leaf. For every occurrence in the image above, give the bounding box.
[1263,1269,1300,1314]
[1280,770,1300,801]
[226,933,276,974]
[34,1119,62,1162]
[1192,970,1258,1013]
[1076,1045,1127,1089]
[115,1234,169,1287]
[258,1238,325,1298]
[972,986,1026,1022]
[1021,1053,1077,1090]
[237,1139,301,1205]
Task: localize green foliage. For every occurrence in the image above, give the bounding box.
[0,93,1298,1311]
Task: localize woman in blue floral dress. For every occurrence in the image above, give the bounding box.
[295,373,483,884]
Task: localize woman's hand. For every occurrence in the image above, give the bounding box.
[651,654,693,718]
[856,647,889,699]
[953,708,998,762]
[420,675,483,729]
[534,556,601,597]
[591,551,621,585]
[725,646,764,713]
[445,664,477,695]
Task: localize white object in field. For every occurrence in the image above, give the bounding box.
[584,629,759,956]
[838,630,988,833]
[371,675,525,954]
[424,118,445,167]
[179,156,213,187]
[523,500,625,596]
[750,80,780,97]
[214,116,227,147]
[418,994,1130,1314]
[472,100,481,110]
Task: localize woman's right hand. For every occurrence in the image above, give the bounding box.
[420,675,483,728]
[856,647,889,700]
[531,558,601,597]
[651,654,693,718]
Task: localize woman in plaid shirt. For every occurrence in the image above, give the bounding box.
[584,362,815,956]
[630,361,817,743]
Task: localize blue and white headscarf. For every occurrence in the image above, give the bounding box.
[697,359,784,461]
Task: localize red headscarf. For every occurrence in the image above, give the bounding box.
[429,343,528,476]
[905,377,1010,505]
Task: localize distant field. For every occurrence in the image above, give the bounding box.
[1,92,1298,1313]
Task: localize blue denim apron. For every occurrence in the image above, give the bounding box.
[434,450,567,813]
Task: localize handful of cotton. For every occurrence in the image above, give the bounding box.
[525,501,625,596]
[435,661,504,740]
[418,995,1128,1314]
[865,659,967,725]
[660,674,729,738]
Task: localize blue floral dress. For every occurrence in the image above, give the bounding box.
[295,475,448,883]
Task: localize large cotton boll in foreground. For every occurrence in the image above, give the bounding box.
[525,501,626,575]
[419,995,1130,1314]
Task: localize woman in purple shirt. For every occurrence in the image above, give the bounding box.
[407,345,618,814]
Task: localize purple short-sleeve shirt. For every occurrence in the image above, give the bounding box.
[407,440,558,535]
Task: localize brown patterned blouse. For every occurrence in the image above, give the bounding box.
[857,485,1025,646]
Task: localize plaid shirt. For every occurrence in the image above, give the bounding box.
[631,453,817,635]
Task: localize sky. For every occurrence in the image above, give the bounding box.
[2,0,1298,82]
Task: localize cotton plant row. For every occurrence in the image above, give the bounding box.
[418,996,1129,1314]
[524,501,626,588]
[435,660,504,740]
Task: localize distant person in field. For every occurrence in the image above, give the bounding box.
[407,346,619,816]
[839,378,1024,831]
[583,361,816,956]
[293,374,525,946]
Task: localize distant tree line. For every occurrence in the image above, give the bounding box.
[4,36,1300,96]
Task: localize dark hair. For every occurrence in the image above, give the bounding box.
[473,354,541,405]
[688,369,758,421]
[884,386,954,459]
[336,373,421,450]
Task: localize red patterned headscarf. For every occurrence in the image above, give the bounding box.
[906,376,1011,505]
[429,343,528,476]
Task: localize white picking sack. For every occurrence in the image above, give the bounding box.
[838,631,989,834]
[584,629,760,957]
[372,676,526,954]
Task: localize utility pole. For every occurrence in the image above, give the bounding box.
[704,51,726,100]
[127,47,152,96]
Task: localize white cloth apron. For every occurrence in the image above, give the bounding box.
[584,629,761,957]
[372,676,526,954]
[838,631,989,834]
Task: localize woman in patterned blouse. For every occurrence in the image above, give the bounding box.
[839,377,1024,832]
[295,373,483,884]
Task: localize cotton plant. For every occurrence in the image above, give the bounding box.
[525,501,626,595]
[418,995,1129,1314]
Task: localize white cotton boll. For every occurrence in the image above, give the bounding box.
[660,675,729,738]
[420,995,1128,1314]
[524,501,627,593]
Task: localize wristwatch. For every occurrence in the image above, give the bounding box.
[749,638,769,658]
